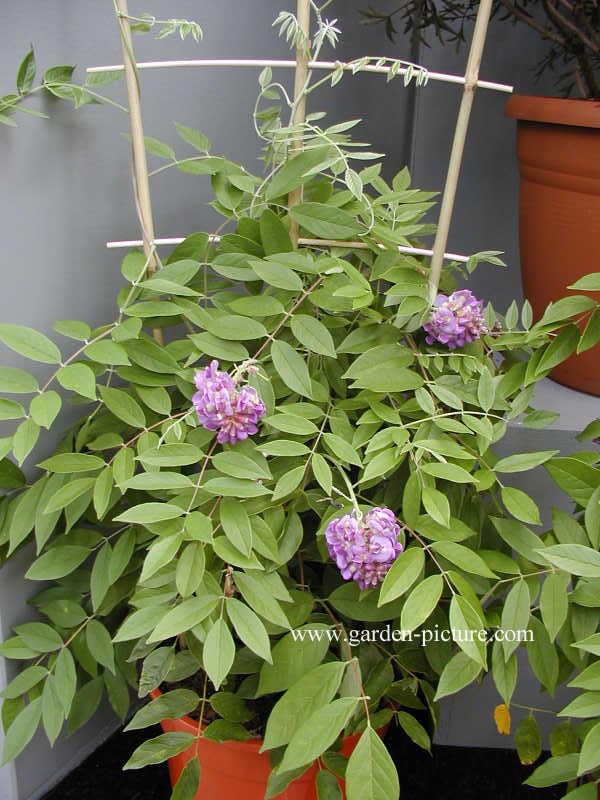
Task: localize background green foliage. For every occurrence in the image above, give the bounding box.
[360,0,600,99]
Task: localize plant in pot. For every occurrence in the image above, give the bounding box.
[1,5,600,800]
[361,0,600,396]
[504,417,600,798]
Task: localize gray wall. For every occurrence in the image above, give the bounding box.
[1,2,598,798]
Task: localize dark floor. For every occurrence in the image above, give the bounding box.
[43,725,562,800]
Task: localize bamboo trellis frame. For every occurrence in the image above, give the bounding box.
[110,0,507,302]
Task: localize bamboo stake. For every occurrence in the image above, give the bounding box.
[116,0,163,343]
[427,0,494,304]
[288,0,312,248]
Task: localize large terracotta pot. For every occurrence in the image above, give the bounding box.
[505,95,600,396]
[149,688,376,800]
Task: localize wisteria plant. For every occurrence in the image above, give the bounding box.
[1,6,600,800]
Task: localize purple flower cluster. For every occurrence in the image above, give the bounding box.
[424,289,488,349]
[192,360,266,445]
[325,507,403,590]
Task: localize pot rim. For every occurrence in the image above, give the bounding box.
[505,94,600,129]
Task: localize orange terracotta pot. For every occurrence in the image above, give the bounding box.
[149,689,382,800]
[505,95,600,396]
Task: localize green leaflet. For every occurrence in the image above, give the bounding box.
[0,367,38,394]
[400,575,443,633]
[0,324,61,364]
[289,202,362,240]
[123,732,196,769]
[271,340,313,398]
[262,662,347,751]
[277,697,360,773]
[291,315,336,357]
[434,652,481,700]
[346,727,399,800]
[203,619,235,690]
[147,596,219,642]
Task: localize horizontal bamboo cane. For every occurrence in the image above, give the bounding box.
[105,235,470,263]
[86,58,513,94]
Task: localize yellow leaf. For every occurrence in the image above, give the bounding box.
[494,703,511,735]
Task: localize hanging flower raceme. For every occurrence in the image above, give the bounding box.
[424,289,488,349]
[325,507,403,590]
[193,360,266,445]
